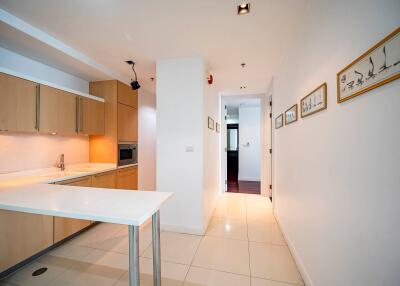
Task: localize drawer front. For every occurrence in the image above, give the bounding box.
[92,171,116,189]
[116,166,138,190]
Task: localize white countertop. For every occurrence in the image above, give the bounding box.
[0,163,138,188]
[0,163,172,225]
[0,184,172,225]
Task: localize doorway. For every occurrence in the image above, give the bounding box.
[224,97,261,195]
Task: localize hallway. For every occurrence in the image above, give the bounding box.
[1,193,303,286]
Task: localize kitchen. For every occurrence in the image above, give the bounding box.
[0,67,168,286]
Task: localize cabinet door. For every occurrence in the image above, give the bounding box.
[117,81,137,108]
[0,210,53,272]
[116,166,138,190]
[39,85,59,134]
[92,171,116,188]
[118,103,137,142]
[58,91,77,136]
[54,176,92,243]
[0,73,38,132]
[79,97,105,135]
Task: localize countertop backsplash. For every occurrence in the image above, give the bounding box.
[0,132,89,174]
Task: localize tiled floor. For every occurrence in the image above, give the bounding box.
[1,193,303,286]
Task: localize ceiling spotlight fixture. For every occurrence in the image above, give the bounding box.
[150,77,155,82]
[241,63,246,68]
[240,86,247,89]
[125,60,141,90]
[237,3,250,15]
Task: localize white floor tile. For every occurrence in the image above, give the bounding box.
[249,242,303,285]
[192,236,250,276]
[247,221,286,245]
[183,266,251,286]
[252,277,299,286]
[206,217,248,240]
[115,257,188,286]
[143,232,201,265]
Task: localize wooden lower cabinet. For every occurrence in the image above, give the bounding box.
[0,210,53,272]
[54,176,92,243]
[92,170,116,188]
[116,166,138,190]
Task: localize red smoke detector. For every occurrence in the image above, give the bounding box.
[207,74,213,85]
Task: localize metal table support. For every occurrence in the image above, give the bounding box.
[129,225,140,286]
[128,210,161,286]
[152,211,161,286]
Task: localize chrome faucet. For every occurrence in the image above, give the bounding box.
[57,154,65,171]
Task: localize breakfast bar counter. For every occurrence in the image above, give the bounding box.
[0,182,173,286]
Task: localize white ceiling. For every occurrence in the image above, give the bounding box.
[0,0,306,94]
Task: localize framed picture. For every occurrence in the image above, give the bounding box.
[275,114,283,129]
[301,83,327,118]
[285,104,298,125]
[337,27,400,103]
[216,122,220,133]
[208,116,214,130]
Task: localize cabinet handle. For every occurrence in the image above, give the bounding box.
[79,97,83,133]
[35,85,40,131]
[75,96,79,133]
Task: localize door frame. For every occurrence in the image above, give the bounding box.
[220,93,271,196]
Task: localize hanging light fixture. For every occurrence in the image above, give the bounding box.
[126,60,141,90]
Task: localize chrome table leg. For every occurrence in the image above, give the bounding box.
[129,225,140,286]
[152,211,161,286]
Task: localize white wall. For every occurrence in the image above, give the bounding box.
[238,106,261,181]
[138,90,157,191]
[202,77,220,231]
[273,1,400,286]
[0,47,89,173]
[156,58,205,234]
[156,57,219,234]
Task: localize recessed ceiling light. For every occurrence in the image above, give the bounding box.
[237,3,250,15]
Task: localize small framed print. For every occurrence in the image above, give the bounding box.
[285,104,298,125]
[337,27,400,103]
[275,114,283,129]
[216,122,220,133]
[208,116,214,130]
[301,83,327,118]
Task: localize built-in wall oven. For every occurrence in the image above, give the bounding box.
[118,143,137,166]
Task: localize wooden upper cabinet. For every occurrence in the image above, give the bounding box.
[79,97,105,136]
[116,166,138,190]
[118,103,138,142]
[117,81,137,108]
[58,90,78,136]
[38,85,59,134]
[0,210,53,272]
[92,171,116,188]
[0,73,38,132]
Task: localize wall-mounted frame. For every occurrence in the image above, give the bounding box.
[337,27,400,103]
[208,116,214,130]
[215,122,220,133]
[275,114,284,129]
[285,104,298,125]
[301,83,327,118]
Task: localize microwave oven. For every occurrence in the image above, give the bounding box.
[118,143,137,166]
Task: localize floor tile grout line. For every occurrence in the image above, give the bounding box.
[245,194,253,286]
[181,229,204,285]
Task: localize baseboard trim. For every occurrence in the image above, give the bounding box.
[275,215,314,286]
